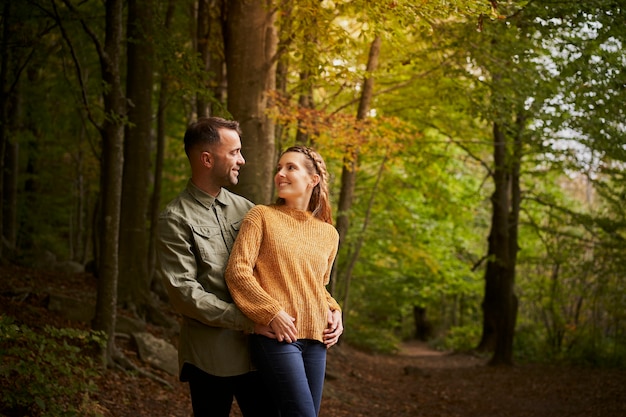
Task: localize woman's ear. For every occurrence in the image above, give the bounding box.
[310,174,321,188]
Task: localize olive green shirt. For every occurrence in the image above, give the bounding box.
[156,180,255,378]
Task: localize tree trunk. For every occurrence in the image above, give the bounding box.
[330,35,381,296]
[194,0,227,116]
[118,0,154,313]
[0,1,31,257]
[295,70,313,145]
[224,0,277,204]
[273,3,293,152]
[341,151,386,325]
[491,113,524,365]
[196,0,211,117]
[294,10,318,146]
[92,0,125,366]
[74,124,89,264]
[0,0,11,257]
[413,306,433,341]
[477,121,520,366]
[2,79,19,250]
[3,131,18,249]
[148,0,176,300]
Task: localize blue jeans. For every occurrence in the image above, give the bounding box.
[251,335,327,417]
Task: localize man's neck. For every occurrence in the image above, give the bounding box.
[191,177,221,197]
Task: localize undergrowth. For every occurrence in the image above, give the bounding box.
[0,315,106,417]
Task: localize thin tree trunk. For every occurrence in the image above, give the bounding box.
[273,3,293,154]
[330,35,381,296]
[341,152,386,326]
[295,70,313,145]
[0,0,12,257]
[148,0,176,299]
[75,124,88,264]
[2,80,19,249]
[196,0,211,117]
[118,0,154,312]
[92,0,125,366]
[294,10,318,146]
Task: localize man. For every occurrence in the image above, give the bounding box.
[156,117,277,416]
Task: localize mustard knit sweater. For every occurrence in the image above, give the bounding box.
[225,204,341,343]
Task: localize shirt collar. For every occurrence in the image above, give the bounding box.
[186,180,230,210]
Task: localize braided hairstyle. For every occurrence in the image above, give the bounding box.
[276,146,333,224]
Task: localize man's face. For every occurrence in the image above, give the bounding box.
[209,128,245,187]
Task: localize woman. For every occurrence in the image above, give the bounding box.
[225,146,343,417]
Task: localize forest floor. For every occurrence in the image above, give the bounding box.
[1,264,626,417]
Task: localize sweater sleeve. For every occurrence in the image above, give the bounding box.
[326,289,341,312]
[324,228,341,312]
[225,208,283,326]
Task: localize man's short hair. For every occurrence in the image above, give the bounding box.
[183,117,241,157]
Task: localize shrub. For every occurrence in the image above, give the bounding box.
[343,323,400,354]
[433,325,480,352]
[0,315,106,416]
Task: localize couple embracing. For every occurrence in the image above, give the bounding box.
[156,117,343,417]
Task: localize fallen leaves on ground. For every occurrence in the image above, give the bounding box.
[1,265,625,417]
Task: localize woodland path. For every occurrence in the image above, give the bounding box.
[320,340,626,417]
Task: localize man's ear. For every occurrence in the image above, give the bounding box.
[201,151,213,168]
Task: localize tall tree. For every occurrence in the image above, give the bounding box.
[195,0,227,116]
[225,0,278,204]
[476,120,522,365]
[332,35,381,296]
[148,0,176,296]
[0,0,25,258]
[56,0,127,365]
[118,0,154,313]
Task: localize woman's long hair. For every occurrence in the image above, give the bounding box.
[275,146,333,224]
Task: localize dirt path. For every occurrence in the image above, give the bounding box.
[399,340,448,357]
[321,342,626,417]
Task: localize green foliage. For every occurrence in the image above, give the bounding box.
[341,315,401,354]
[512,161,626,366]
[514,319,626,367]
[512,321,548,363]
[432,325,481,352]
[326,128,487,351]
[564,333,626,368]
[0,316,106,416]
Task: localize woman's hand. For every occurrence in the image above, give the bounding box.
[269,310,298,343]
[323,309,343,348]
[254,323,276,338]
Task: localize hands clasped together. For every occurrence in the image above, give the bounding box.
[254,309,343,348]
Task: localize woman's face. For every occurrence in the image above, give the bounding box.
[274,152,318,203]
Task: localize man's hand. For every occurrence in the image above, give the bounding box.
[269,310,298,343]
[323,309,343,348]
[254,323,276,339]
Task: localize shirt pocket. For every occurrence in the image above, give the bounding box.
[191,225,227,262]
[227,219,244,242]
